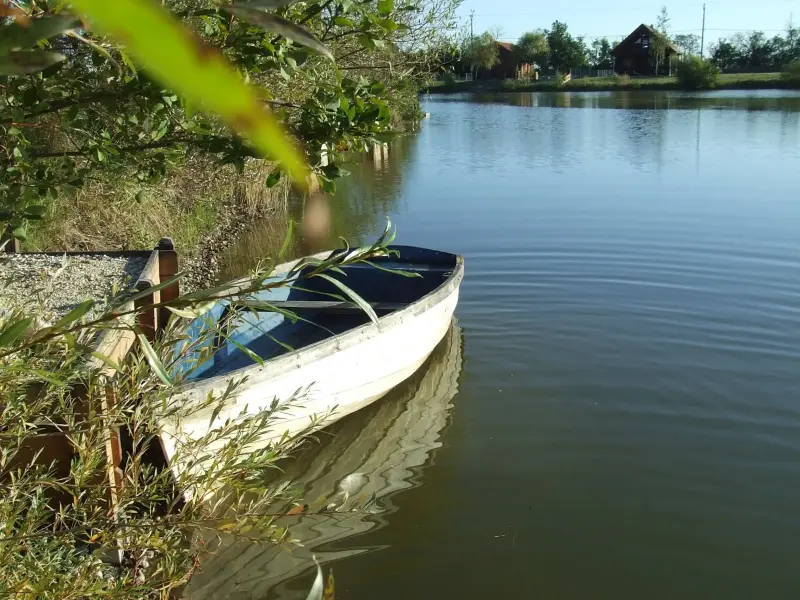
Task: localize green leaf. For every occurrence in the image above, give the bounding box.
[0,317,33,347]
[314,273,380,327]
[224,6,333,61]
[319,177,336,194]
[55,300,94,328]
[357,34,376,50]
[334,16,355,27]
[378,18,398,32]
[246,0,298,8]
[322,163,342,179]
[377,0,393,16]
[266,168,281,188]
[85,349,121,372]
[27,369,68,387]
[363,260,422,278]
[24,205,46,217]
[165,300,216,319]
[137,332,172,386]
[287,49,309,66]
[11,225,27,241]
[0,15,80,53]
[112,273,185,306]
[278,219,294,259]
[0,50,66,75]
[71,0,308,186]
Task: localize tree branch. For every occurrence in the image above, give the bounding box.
[31,138,187,159]
[0,89,156,125]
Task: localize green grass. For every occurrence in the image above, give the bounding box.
[25,157,288,256]
[425,72,796,94]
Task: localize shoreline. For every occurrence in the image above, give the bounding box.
[423,73,800,95]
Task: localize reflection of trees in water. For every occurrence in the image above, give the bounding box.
[477,91,800,112]
[292,133,421,253]
[618,108,668,171]
[779,111,800,148]
[216,134,420,279]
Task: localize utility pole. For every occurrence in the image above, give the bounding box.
[700,2,706,58]
[470,9,474,39]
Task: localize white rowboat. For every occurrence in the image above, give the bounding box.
[160,246,464,484]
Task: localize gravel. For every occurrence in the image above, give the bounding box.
[0,253,148,323]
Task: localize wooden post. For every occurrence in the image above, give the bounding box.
[1,223,20,253]
[134,280,156,341]
[157,238,179,334]
[102,382,124,508]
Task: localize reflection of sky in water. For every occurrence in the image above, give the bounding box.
[210,90,800,600]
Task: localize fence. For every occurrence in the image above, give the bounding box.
[569,68,616,79]
[438,72,473,83]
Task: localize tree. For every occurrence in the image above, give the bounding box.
[1,0,460,240]
[546,21,587,73]
[515,30,549,69]
[656,6,671,35]
[590,38,613,69]
[650,6,672,75]
[712,28,800,71]
[710,39,742,70]
[462,31,500,78]
[673,33,700,56]
[676,55,720,88]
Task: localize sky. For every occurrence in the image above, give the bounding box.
[456,0,800,47]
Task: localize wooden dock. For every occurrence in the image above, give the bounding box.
[2,238,179,514]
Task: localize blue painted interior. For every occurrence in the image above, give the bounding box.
[171,246,456,382]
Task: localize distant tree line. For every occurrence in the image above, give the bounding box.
[448,7,800,80]
[710,29,800,71]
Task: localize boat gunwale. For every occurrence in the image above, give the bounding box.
[173,249,464,398]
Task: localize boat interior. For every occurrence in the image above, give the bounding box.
[172,246,457,382]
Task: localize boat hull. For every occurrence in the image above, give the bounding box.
[160,250,463,480]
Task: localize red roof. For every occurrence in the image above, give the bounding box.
[497,41,514,51]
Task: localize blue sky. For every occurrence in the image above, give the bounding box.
[457,0,800,46]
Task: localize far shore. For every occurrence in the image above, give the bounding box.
[423,73,800,94]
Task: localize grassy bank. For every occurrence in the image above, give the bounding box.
[425,72,799,94]
[25,158,292,288]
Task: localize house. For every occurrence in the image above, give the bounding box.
[490,42,534,79]
[612,24,682,75]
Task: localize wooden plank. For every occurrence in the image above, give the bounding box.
[134,247,161,341]
[134,280,157,341]
[157,238,179,332]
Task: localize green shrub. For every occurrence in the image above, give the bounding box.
[442,72,457,85]
[614,73,632,86]
[782,60,800,81]
[676,56,720,89]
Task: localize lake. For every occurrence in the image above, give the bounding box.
[191,90,800,599]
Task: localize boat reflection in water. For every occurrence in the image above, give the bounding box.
[184,320,464,599]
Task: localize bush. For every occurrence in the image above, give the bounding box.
[614,73,632,86]
[782,60,800,81]
[442,72,457,85]
[676,56,720,89]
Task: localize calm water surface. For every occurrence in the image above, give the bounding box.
[202,90,800,599]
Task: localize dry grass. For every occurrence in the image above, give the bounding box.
[26,157,291,256]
